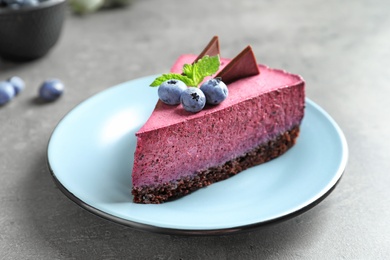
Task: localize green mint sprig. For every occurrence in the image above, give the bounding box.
[150,55,220,87]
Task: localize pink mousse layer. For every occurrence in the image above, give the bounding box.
[132,55,305,187]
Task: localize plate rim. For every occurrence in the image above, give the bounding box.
[48,167,343,236]
[47,76,348,236]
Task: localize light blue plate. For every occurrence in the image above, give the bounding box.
[47,75,348,235]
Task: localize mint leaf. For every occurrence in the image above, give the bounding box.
[190,55,220,86]
[196,55,220,80]
[150,55,220,87]
[150,73,194,87]
[182,64,194,78]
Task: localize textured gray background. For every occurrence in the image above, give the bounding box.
[1,0,390,259]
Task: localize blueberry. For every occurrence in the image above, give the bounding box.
[3,0,18,4]
[158,79,187,105]
[1,0,38,7]
[7,3,21,8]
[3,0,22,6]
[20,0,39,6]
[39,79,64,101]
[7,76,25,95]
[0,81,16,106]
[180,87,206,113]
[200,78,228,105]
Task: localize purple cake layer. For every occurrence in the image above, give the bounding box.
[132,125,300,204]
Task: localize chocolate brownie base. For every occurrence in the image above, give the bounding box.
[132,125,300,204]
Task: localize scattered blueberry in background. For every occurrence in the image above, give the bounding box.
[1,0,131,13]
[158,79,187,105]
[0,0,42,8]
[20,0,39,7]
[7,76,25,95]
[0,81,16,106]
[180,87,206,113]
[39,79,64,101]
[200,78,228,105]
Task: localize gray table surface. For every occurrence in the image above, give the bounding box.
[1,0,389,259]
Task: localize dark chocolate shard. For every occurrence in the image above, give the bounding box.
[193,36,220,63]
[215,46,260,84]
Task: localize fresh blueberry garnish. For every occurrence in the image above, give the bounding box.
[200,78,228,105]
[158,79,187,105]
[0,81,16,106]
[38,79,64,101]
[180,87,206,113]
[7,76,25,95]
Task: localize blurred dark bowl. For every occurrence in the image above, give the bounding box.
[0,0,66,61]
